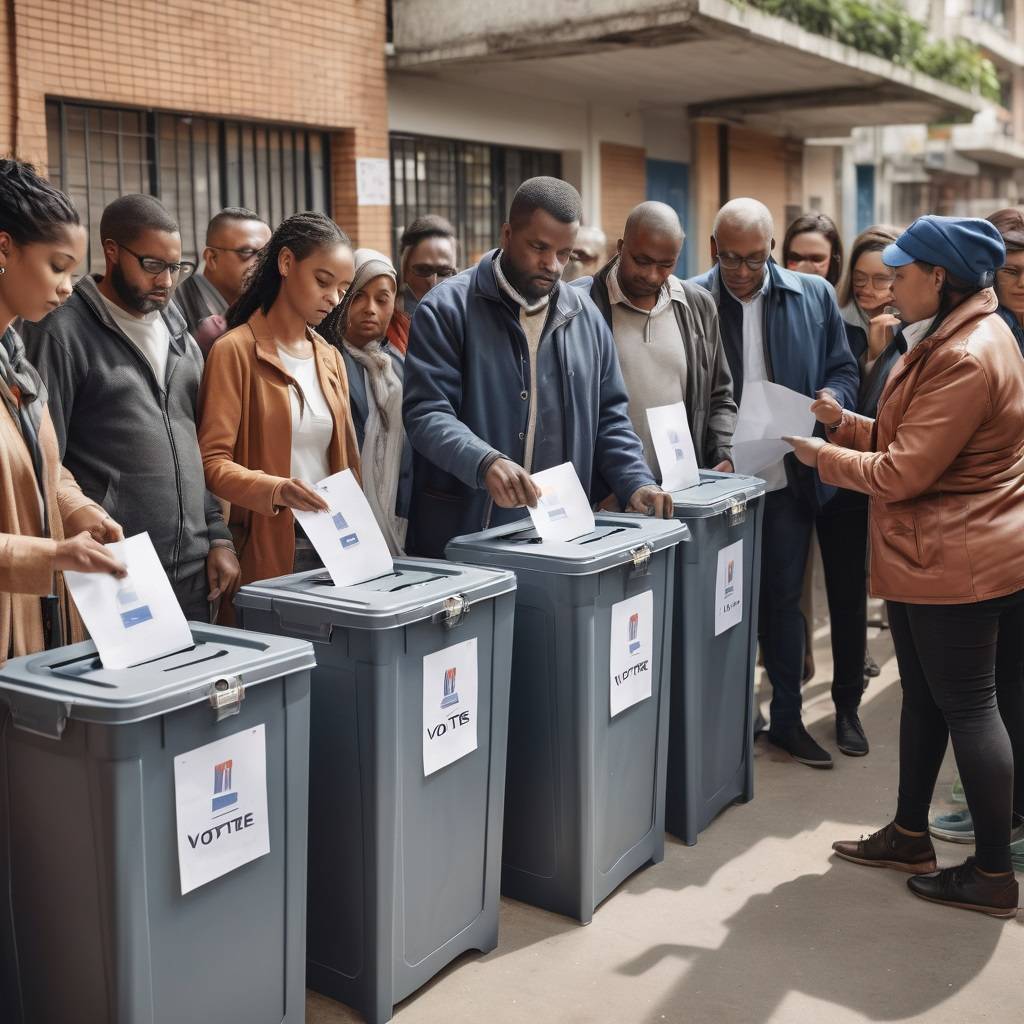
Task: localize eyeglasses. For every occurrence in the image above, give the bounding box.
[208,245,263,261]
[408,263,457,280]
[851,271,896,290]
[997,266,1024,283]
[118,243,196,279]
[716,252,769,272]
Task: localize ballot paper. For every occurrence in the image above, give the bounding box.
[293,469,393,587]
[731,381,816,476]
[64,532,194,670]
[528,462,596,542]
[646,401,700,492]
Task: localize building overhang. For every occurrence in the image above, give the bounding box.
[390,0,986,138]
[952,126,1024,168]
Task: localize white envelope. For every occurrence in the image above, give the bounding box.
[293,469,394,587]
[646,401,700,492]
[64,532,194,670]
[732,381,816,476]
[528,462,596,542]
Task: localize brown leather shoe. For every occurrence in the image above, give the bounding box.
[908,858,1019,918]
[832,822,937,874]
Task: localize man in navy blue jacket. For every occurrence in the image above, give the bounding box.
[403,177,672,558]
[691,198,859,770]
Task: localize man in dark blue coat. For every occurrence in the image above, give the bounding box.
[690,198,860,770]
[403,177,672,558]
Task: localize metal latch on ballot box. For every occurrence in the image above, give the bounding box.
[629,543,653,576]
[726,496,747,527]
[440,594,470,630]
[209,675,245,721]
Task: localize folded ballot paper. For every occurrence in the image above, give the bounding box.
[293,469,394,587]
[64,532,195,669]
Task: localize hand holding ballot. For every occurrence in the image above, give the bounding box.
[275,477,331,513]
[731,380,817,477]
[55,531,127,578]
[485,458,541,509]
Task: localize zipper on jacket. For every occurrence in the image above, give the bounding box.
[162,393,186,577]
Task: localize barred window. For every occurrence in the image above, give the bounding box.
[46,99,330,274]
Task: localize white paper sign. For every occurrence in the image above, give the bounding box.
[294,469,393,587]
[356,157,391,206]
[64,532,194,669]
[732,381,816,476]
[610,590,654,718]
[715,540,744,636]
[528,462,596,541]
[173,724,271,895]
[423,638,479,776]
[646,401,700,492]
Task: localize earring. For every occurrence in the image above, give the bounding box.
[0,266,5,276]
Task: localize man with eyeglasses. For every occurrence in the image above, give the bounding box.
[173,207,270,353]
[690,197,859,771]
[23,193,241,623]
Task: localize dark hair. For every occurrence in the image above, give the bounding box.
[782,212,843,286]
[99,193,178,247]
[0,158,80,245]
[837,224,901,307]
[508,176,582,229]
[399,214,456,251]
[206,207,268,245]
[226,212,351,328]
[988,207,1024,253]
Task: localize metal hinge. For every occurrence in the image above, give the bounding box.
[726,497,747,527]
[209,675,245,721]
[440,594,470,630]
[629,543,653,576]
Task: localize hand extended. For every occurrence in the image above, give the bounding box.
[627,485,675,519]
[54,531,127,576]
[485,458,541,509]
[63,505,124,544]
[276,478,330,513]
[810,390,843,429]
[783,436,827,468]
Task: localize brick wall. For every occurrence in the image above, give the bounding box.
[1,0,390,249]
[600,141,646,251]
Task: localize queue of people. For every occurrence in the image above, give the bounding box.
[2,154,1023,918]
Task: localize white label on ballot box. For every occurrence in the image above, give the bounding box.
[293,469,394,587]
[423,638,479,777]
[64,531,193,669]
[715,540,744,636]
[528,462,595,542]
[610,590,654,718]
[174,724,271,895]
[646,401,700,492]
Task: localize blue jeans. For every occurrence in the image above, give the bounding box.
[759,488,815,728]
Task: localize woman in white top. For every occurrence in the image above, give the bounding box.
[198,212,360,616]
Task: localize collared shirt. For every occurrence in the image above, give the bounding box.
[902,316,937,355]
[726,273,787,492]
[607,260,689,479]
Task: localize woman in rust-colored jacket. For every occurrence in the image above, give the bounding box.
[788,216,1024,919]
[198,213,360,620]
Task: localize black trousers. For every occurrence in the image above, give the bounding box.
[815,488,869,712]
[172,568,212,624]
[890,590,1024,873]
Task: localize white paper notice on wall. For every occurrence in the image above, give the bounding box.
[528,462,596,542]
[610,589,654,718]
[715,540,744,636]
[423,638,479,777]
[356,157,391,206]
[64,532,194,670]
[293,469,394,587]
[173,724,271,895]
[646,401,700,492]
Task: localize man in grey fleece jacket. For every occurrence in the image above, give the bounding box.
[23,194,239,621]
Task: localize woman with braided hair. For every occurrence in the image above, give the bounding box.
[198,211,360,615]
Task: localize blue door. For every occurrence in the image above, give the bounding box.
[645,158,690,276]
[855,164,876,234]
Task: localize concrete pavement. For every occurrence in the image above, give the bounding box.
[308,596,1022,1024]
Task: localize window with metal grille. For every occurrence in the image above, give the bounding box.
[46,99,331,274]
[390,133,561,267]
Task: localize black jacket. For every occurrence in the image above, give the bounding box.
[22,276,232,583]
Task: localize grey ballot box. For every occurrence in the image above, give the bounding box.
[235,560,516,1024]
[0,624,315,1024]
[446,514,687,923]
[664,471,767,846]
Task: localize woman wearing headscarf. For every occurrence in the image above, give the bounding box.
[321,249,411,554]
[787,216,1024,917]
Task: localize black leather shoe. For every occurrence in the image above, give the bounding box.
[833,822,937,874]
[908,858,1019,918]
[767,722,833,768]
[836,710,869,757]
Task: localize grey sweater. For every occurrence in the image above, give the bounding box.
[22,276,232,583]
